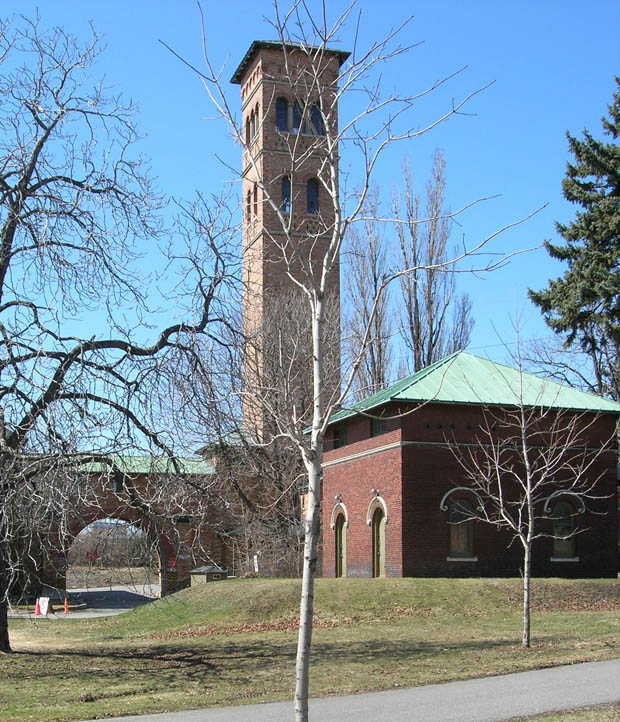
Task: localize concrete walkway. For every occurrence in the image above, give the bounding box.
[82,657,620,722]
[9,585,158,620]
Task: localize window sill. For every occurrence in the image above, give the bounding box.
[550,557,580,562]
[446,557,478,562]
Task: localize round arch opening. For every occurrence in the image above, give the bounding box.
[65,517,167,597]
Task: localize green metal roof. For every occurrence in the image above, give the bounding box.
[81,455,214,476]
[329,351,620,424]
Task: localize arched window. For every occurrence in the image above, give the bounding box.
[552,501,576,558]
[448,498,474,559]
[310,103,324,135]
[372,506,386,577]
[276,98,288,132]
[281,176,291,213]
[306,179,319,214]
[245,114,251,145]
[246,190,252,223]
[335,514,346,578]
[252,183,258,217]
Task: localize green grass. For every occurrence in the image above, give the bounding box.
[515,704,620,721]
[2,577,619,722]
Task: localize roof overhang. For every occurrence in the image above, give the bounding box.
[231,40,350,84]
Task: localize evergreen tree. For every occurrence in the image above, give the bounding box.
[529,78,620,400]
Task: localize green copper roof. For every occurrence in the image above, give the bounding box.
[82,455,214,476]
[329,351,620,424]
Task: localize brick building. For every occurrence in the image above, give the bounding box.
[321,352,620,579]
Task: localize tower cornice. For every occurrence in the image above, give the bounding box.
[231,40,350,85]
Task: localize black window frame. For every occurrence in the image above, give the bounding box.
[281,175,291,213]
[275,97,288,132]
[310,103,324,136]
[306,178,319,215]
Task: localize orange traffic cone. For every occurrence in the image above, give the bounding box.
[63,597,69,615]
[34,598,41,616]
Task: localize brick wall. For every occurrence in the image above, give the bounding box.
[322,402,618,578]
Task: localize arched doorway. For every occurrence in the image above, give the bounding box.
[335,513,346,578]
[371,507,386,578]
[66,518,161,596]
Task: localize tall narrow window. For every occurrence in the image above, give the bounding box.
[372,507,386,577]
[246,190,252,223]
[276,98,288,131]
[292,102,302,133]
[335,514,346,578]
[306,178,319,215]
[310,104,324,135]
[448,499,474,558]
[281,176,291,213]
[253,183,258,218]
[245,115,251,145]
[552,501,576,558]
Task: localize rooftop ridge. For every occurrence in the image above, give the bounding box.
[327,350,620,426]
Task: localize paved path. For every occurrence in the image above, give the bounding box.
[81,657,620,722]
[9,585,158,620]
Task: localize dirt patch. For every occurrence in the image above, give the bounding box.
[67,565,157,589]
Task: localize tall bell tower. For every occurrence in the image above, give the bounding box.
[231,42,348,436]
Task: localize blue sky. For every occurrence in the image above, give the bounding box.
[8,0,620,364]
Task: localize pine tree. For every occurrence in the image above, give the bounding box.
[529,77,620,400]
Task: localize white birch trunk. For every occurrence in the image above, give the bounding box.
[522,541,531,648]
[294,458,321,721]
[294,299,324,722]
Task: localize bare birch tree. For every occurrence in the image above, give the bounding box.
[343,188,395,400]
[447,352,616,648]
[395,150,474,372]
[0,16,235,652]
[175,2,541,718]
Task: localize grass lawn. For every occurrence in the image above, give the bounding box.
[1,577,619,722]
[517,704,620,721]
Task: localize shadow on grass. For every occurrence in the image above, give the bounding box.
[10,633,522,678]
[311,635,520,664]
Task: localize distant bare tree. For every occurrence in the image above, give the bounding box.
[343,188,395,400]
[395,151,474,372]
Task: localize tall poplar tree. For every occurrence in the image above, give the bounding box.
[529,78,620,400]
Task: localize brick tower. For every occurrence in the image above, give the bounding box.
[231,42,349,437]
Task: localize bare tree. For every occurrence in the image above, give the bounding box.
[343,188,395,400]
[168,287,338,577]
[395,151,474,372]
[523,336,620,405]
[447,351,615,648]
[175,2,541,718]
[0,16,234,652]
